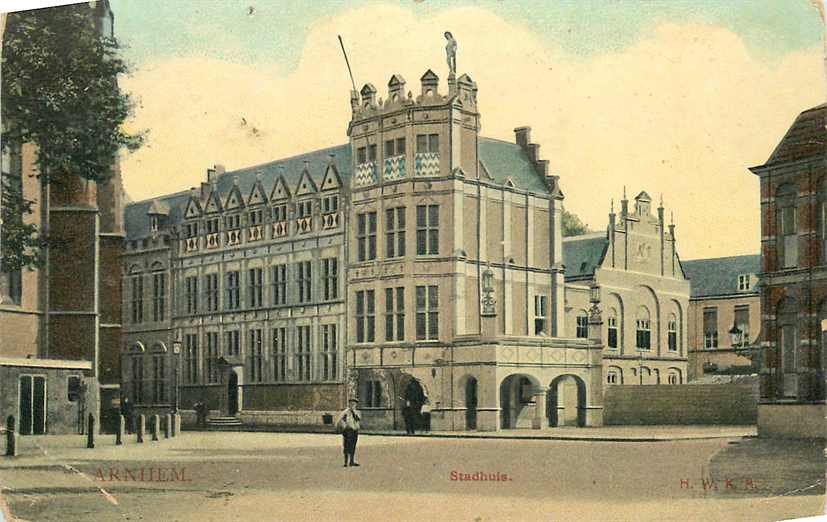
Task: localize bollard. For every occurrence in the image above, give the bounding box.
[164,414,172,439]
[136,414,145,443]
[151,415,159,441]
[5,415,18,457]
[174,414,181,436]
[86,413,96,449]
[116,415,124,445]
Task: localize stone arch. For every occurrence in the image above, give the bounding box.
[606,292,624,353]
[128,341,145,353]
[151,341,167,353]
[548,374,587,427]
[150,261,165,271]
[606,365,623,385]
[499,373,541,429]
[458,374,479,430]
[667,367,682,385]
[669,299,683,355]
[637,285,660,352]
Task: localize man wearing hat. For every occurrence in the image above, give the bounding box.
[336,398,362,467]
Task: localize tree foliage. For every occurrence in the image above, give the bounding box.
[561,208,589,237]
[1,4,143,272]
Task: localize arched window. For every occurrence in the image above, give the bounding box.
[777,297,799,397]
[607,366,622,385]
[607,308,619,350]
[667,313,678,352]
[636,306,651,350]
[576,310,589,338]
[818,179,827,265]
[776,183,798,269]
[668,369,681,385]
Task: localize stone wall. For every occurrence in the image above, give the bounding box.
[603,383,758,425]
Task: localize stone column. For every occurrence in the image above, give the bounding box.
[151,415,160,441]
[532,387,547,429]
[586,306,605,427]
[164,414,172,438]
[116,415,124,445]
[136,414,145,443]
[174,414,181,436]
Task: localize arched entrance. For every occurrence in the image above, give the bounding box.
[465,377,478,430]
[401,377,426,431]
[227,371,239,416]
[499,374,540,429]
[548,375,587,427]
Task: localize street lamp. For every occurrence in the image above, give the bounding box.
[589,280,601,307]
[172,337,182,414]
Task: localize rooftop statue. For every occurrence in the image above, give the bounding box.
[444,31,457,74]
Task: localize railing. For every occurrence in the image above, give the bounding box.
[248,225,263,242]
[226,229,242,246]
[383,155,406,181]
[272,221,289,238]
[414,152,440,177]
[354,161,377,187]
[205,232,220,249]
[322,212,339,230]
[296,216,312,234]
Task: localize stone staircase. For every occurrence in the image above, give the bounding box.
[206,416,244,430]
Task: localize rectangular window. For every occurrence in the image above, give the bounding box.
[297,260,312,303]
[249,329,263,383]
[225,271,240,310]
[205,273,219,312]
[779,205,797,268]
[385,287,405,341]
[272,327,287,382]
[248,267,263,308]
[416,133,439,153]
[152,354,166,404]
[534,295,547,335]
[383,138,407,158]
[357,146,367,165]
[323,258,339,300]
[369,144,377,162]
[416,285,439,340]
[184,222,198,238]
[321,324,338,381]
[296,325,312,381]
[576,314,589,339]
[322,195,339,214]
[737,274,751,291]
[385,139,395,158]
[206,218,219,234]
[636,319,652,350]
[416,205,439,255]
[386,207,406,258]
[271,264,287,305]
[363,380,382,408]
[357,212,377,261]
[668,319,678,352]
[248,209,263,225]
[185,276,198,315]
[130,275,143,323]
[185,334,198,384]
[608,317,618,349]
[734,305,750,347]
[225,330,240,357]
[131,356,144,404]
[298,200,313,218]
[224,214,241,230]
[356,290,375,343]
[152,272,166,322]
[272,204,288,222]
[703,307,718,349]
[206,332,220,384]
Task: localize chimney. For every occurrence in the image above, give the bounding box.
[514,126,531,149]
[350,89,360,112]
[527,143,540,164]
[535,159,549,177]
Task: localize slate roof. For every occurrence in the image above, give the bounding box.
[681,254,760,298]
[763,103,826,167]
[562,233,608,279]
[125,137,549,240]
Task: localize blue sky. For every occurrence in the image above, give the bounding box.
[110,0,823,69]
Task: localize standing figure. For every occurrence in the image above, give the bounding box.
[402,399,416,435]
[120,396,134,434]
[444,31,457,74]
[421,399,432,432]
[336,398,362,467]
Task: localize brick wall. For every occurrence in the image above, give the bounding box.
[604,384,758,425]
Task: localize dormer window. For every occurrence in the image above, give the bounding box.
[249,209,263,225]
[150,215,159,232]
[297,200,313,218]
[184,222,198,238]
[206,218,220,234]
[224,214,241,230]
[737,274,751,291]
[272,204,287,222]
[322,195,339,214]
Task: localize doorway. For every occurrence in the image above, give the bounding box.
[19,375,47,435]
[402,378,426,430]
[227,371,239,416]
[465,377,478,430]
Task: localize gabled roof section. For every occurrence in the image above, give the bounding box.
[270,175,291,201]
[478,137,548,194]
[763,104,826,167]
[635,191,651,202]
[147,199,169,215]
[388,74,405,87]
[247,178,268,206]
[681,254,761,298]
[320,163,342,191]
[224,182,245,211]
[184,194,203,219]
[562,233,609,279]
[295,165,318,196]
[204,187,223,214]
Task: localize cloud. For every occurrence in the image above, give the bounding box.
[118,4,825,259]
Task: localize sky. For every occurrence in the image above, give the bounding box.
[92,1,827,259]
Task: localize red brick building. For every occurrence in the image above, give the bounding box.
[750,103,826,438]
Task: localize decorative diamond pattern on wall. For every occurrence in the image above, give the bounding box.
[354,161,377,187]
[383,155,406,181]
[415,152,440,177]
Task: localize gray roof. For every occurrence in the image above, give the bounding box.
[478,137,548,194]
[681,255,760,298]
[125,137,549,240]
[562,234,608,279]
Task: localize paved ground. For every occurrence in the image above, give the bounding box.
[0,431,823,521]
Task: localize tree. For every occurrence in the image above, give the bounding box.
[561,208,589,237]
[1,3,143,273]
